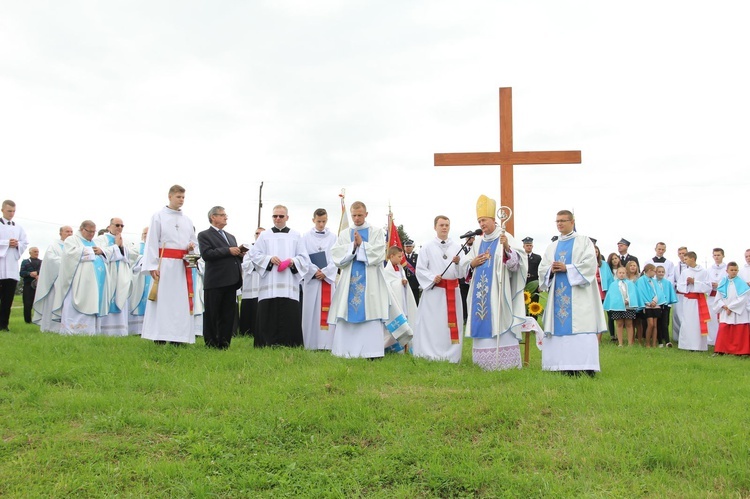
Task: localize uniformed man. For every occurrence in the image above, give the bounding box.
[522,237,542,285]
[403,239,420,305]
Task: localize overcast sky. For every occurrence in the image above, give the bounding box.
[3,1,749,268]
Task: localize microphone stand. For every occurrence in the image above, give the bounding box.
[439,238,474,278]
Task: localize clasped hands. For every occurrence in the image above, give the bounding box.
[551,261,567,273]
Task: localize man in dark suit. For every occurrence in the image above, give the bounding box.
[617,238,639,269]
[19,246,42,323]
[403,240,420,305]
[522,237,542,285]
[198,206,246,349]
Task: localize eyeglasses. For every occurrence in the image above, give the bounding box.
[555,219,572,223]
[113,224,125,228]
[82,228,95,233]
[272,215,286,219]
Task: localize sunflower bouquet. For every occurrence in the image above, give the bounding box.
[524,280,547,326]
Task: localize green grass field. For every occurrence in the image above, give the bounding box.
[1,306,749,498]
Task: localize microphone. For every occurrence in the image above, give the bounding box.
[460,229,483,239]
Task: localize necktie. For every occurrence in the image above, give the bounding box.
[218,229,229,244]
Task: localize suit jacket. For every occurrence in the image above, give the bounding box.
[526,252,542,282]
[198,227,243,290]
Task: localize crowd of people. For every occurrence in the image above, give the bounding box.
[595,241,750,356]
[3,189,749,376]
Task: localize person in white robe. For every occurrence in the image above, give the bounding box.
[239,228,263,336]
[0,200,29,332]
[141,185,199,345]
[706,248,727,346]
[52,221,122,335]
[672,246,689,342]
[413,215,464,363]
[129,227,151,335]
[539,210,607,375]
[381,245,417,352]
[249,205,310,347]
[712,262,750,355]
[459,195,527,371]
[32,225,73,333]
[739,250,750,286]
[94,217,132,337]
[647,242,675,283]
[301,209,338,350]
[676,251,711,351]
[329,201,392,359]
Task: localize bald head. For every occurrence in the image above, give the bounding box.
[59,226,74,241]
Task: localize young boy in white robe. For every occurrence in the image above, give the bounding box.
[712,262,750,355]
[382,245,418,328]
[141,185,199,345]
[412,215,463,363]
[676,251,711,352]
[301,209,338,350]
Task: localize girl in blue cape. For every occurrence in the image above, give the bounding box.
[603,266,643,346]
[636,264,661,347]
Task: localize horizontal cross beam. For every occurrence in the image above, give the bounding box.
[434,151,582,167]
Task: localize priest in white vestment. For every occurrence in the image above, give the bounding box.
[141,185,199,344]
[413,215,464,363]
[249,205,310,347]
[32,225,73,333]
[676,251,711,351]
[52,221,122,335]
[94,217,133,337]
[301,209,338,350]
[539,210,607,375]
[329,201,391,359]
[459,195,527,370]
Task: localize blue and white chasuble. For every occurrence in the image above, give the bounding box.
[470,237,501,339]
[346,227,369,324]
[551,237,574,336]
[82,238,107,316]
[104,234,122,313]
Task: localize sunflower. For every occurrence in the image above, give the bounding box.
[523,291,532,305]
[528,302,543,316]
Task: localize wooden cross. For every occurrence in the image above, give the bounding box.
[434,87,581,235]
